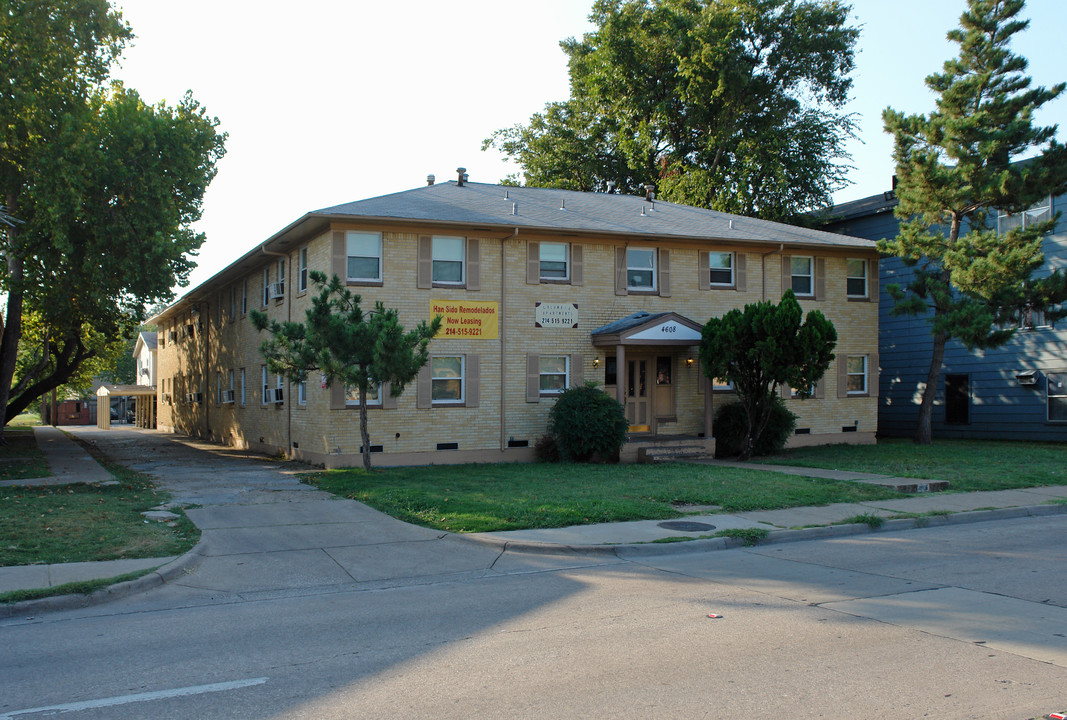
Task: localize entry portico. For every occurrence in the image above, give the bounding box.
[592,311,713,439]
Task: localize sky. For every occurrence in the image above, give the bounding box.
[111,0,1067,292]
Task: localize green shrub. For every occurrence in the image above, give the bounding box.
[534,434,560,463]
[547,382,628,462]
[714,396,796,458]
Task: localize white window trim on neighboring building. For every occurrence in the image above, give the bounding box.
[998,194,1053,234]
[1048,372,1067,422]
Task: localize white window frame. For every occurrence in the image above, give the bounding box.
[1048,372,1067,422]
[539,242,569,281]
[347,231,383,282]
[346,382,382,407]
[261,366,269,404]
[846,355,868,395]
[298,247,308,293]
[298,379,307,405]
[708,252,734,287]
[626,247,657,291]
[432,235,465,285]
[846,258,868,298]
[791,256,814,297]
[712,377,734,391]
[998,194,1052,234]
[538,355,569,395]
[431,355,465,404]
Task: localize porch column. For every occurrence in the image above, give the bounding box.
[615,344,626,405]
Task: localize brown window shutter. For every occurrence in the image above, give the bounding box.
[781,255,791,297]
[417,364,432,408]
[869,352,878,391]
[736,253,747,292]
[417,236,432,289]
[466,237,480,291]
[570,244,583,286]
[780,383,790,399]
[382,381,397,409]
[815,380,824,399]
[869,258,879,301]
[658,248,671,297]
[815,257,826,300]
[330,381,346,410]
[837,354,848,398]
[332,231,345,281]
[526,353,540,402]
[614,247,627,295]
[526,241,540,284]
[571,354,584,386]
[698,251,710,291]
[465,355,480,408]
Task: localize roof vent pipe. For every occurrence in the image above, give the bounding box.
[606,181,616,194]
[427,174,435,186]
[645,184,656,201]
[512,202,518,216]
[457,167,467,186]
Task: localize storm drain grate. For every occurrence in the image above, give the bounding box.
[657,520,715,532]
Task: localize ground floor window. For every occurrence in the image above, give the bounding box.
[539,356,568,394]
[1048,372,1067,421]
[346,382,381,407]
[846,356,867,395]
[432,356,464,403]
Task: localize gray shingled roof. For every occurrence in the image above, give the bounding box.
[591,311,672,336]
[312,181,875,249]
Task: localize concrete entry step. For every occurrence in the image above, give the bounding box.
[637,445,715,463]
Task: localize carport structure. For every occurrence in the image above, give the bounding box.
[95,384,156,429]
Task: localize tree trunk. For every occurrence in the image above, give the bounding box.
[358,390,372,471]
[0,193,25,442]
[915,331,947,446]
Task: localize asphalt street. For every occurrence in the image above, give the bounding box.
[2,514,1065,720]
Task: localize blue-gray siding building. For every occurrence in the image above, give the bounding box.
[821,190,1067,441]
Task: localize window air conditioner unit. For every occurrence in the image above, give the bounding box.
[269,282,285,300]
[272,387,284,404]
[186,392,203,404]
[221,389,235,404]
[1016,369,1039,386]
[161,393,171,405]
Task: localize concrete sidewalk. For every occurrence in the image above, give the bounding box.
[0,425,113,488]
[3,426,1066,616]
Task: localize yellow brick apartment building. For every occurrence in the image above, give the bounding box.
[152,175,879,466]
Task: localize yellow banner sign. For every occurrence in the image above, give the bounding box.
[431,300,499,339]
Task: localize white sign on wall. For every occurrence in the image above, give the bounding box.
[628,320,701,341]
[535,302,579,328]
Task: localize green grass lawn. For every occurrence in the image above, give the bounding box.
[0,433,199,568]
[0,426,50,481]
[766,438,1067,491]
[303,462,905,533]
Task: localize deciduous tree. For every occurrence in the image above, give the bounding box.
[252,272,441,471]
[880,0,1067,445]
[485,0,858,220]
[699,290,836,460]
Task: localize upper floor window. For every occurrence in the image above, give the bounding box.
[708,252,734,287]
[627,247,656,291]
[298,247,309,292]
[998,195,1052,234]
[539,243,569,280]
[846,259,868,298]
[791,256,814,296]
[347,231,382,282]
[432,236,465,284]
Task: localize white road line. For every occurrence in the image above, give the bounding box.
[0,677,269,719]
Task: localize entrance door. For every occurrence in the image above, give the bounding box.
[625,357,651,433]
[945,374,969,425]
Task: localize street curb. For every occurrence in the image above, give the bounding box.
[0,543,205,620]
[462,502,1067,559]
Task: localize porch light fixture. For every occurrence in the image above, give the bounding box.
[686,357,694,367]
[592,358,600,368]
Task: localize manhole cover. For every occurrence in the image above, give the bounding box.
[657,520,715,532]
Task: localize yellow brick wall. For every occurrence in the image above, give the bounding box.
[154,224,879,465]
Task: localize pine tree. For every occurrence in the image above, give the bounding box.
[880,0,1067,445]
